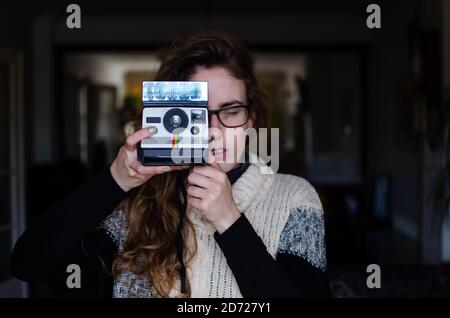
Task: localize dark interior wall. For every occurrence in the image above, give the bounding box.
[0,0,444,264]
[366,6,422,261]
[442,0,450,263]
[1,4,35,167]
[307,52,363,185]
[366,2,443,263]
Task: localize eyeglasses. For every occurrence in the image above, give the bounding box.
[208,105,250,128]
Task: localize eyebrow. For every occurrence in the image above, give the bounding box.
[218,100,245,108]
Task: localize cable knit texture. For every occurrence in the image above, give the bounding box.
[102,153,326,298]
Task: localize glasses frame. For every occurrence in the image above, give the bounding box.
[208,105,250,128]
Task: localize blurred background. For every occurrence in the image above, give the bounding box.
[1,0,450,297]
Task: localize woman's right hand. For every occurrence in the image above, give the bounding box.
[110,126,188,192]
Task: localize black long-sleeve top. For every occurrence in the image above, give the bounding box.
[10,164,331,298]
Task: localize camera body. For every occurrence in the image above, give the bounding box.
[138,81,209,166]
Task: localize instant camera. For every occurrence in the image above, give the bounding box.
[138,81,209,166]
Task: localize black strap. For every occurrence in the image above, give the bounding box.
[175,172,188,294]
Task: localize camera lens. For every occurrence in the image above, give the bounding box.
[163,108,189,133]
[170,115,181,127]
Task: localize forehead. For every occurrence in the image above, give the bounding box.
[188,67,247,109]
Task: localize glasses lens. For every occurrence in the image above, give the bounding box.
[218,106,248,127]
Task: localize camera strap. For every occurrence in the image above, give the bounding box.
[175,172,188,295]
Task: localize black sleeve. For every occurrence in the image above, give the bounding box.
[214,214,331,298]
[9,164,129,284]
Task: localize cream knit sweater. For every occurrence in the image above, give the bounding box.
[103,153,326,298]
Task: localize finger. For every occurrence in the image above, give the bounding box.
[187,196,203,210]
[128,174,150,184]
[125,127,156,152]
[187,185,207,199]
[193,153,224,182]
[171,165,190,170]
[192,164,223,181]
[187,171,215,189]
[129,161,172,175]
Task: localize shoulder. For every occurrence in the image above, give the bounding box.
[272,173,322,210]
[273,173,327,271]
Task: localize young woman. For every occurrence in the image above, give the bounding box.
[10,31,331,298]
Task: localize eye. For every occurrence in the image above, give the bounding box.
[222,107,243,115]
[223,109,239,115]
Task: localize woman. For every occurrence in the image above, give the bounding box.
[10,31,330,298]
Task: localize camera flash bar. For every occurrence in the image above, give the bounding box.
[142,81,208,106]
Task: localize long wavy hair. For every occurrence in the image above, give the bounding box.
[111,31,267,297]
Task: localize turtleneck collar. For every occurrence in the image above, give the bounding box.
[226,162,251,185]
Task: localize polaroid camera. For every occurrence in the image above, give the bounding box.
[138,81,209,166]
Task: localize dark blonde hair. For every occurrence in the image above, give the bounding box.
[112,31,267,297]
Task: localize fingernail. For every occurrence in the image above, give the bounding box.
[162,167,171,172]
[147,126,157,134]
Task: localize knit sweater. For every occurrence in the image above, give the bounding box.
[102,153,327,297]
[10,153,330,298]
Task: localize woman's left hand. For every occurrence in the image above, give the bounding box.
[186,156,241,234]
